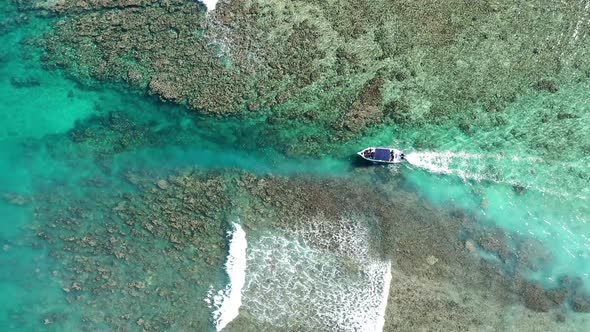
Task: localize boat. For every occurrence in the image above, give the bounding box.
[357,147,405,164]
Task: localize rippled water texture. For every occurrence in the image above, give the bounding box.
[1,0,590,331]
[398,82,590,288]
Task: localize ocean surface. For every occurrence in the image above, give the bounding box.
[1,1,590,331]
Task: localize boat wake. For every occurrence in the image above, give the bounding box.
[404,150,589,199]
[405,151,534,184]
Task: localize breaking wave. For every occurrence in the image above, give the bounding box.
[206,223,247,331]
[201,0,219,11]
[242,218,392,331]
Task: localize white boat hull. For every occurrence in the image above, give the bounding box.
[357,147,405,164]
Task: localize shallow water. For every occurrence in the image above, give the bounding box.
[0,5,353,330]
[1,1,590,331]
[241,226,391,331]
[397,83,590,288]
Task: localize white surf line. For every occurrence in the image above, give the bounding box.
[376,261,392,332]
[208,223,247,332]
[201,0,219,11]
[242,218,394,331]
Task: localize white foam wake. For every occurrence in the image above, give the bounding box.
[207,223,247,331]
[404,150,589,199]
[404,151,539,185]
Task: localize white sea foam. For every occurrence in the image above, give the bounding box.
[208,223,247,331]
[404,151,589,199]
[404,150,541,187]
[405,151,509,182]
[242,218,392,331]
[376,261,392,332]
[201,0,219,11]
[570,0,590,41]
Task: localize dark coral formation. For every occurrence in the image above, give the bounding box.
[33,170,232,330]
[29,165,590,330]
[24,0,590,147]
[336,78,386,137]
[14,0,162,14]
[39,1,251,115]
[9,1,590,329]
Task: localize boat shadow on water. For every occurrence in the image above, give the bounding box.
[350,154,377,168]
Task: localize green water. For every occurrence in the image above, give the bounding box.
[2,1,590,330]
[0,6,352,330]
[395,81,590,288]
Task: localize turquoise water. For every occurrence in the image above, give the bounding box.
[2,1,590,330]
[396,82,590,288]
[0,6,352,330]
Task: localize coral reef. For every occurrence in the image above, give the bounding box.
[32,170,232,330]
[14,0,162,14]
[29,166,590,330]
[19,0,590,150]
[8,1,590,330]
[38,1,251,115]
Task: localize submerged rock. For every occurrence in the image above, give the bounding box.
[521,283,551,312]
[534,79,559,93]
[512,183,527,195]
[2,193,32,205]
[571,294,590,312]
[426,255,439,266]
[559,275,584,290]
[464,240,477,254]
[156,180,169,190]
[10,76,40,88]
